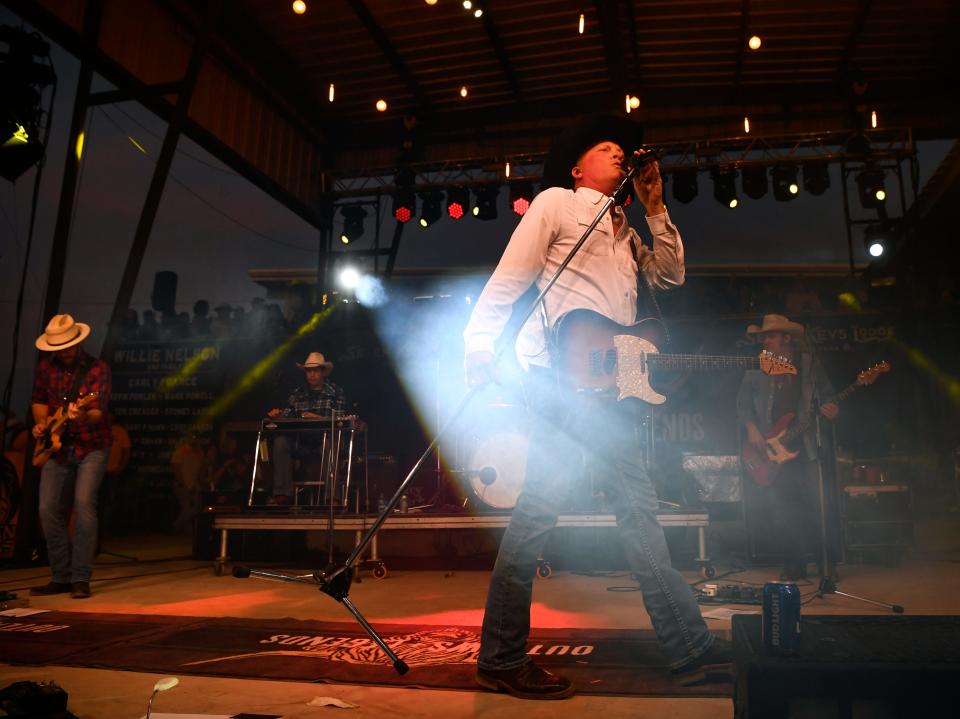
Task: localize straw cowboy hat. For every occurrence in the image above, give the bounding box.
[296,351,334,374]
[35,314,91,351]
[746,314,805,336]
[540,114,643,190]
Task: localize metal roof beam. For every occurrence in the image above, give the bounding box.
[837,0,874,81]
[480,9,525,103]
[346,0,431,113]
[593,0,627,102]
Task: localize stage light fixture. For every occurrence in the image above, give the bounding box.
[864,224,888,258]
[711,168,738,209]
[749,35,761,50]
[771,164,800,201]
[856,167,886,209]
[671,169,698,204]
[292,0,306,15]
[510,181,533,216]
[418,190,443,228]
[472,184,499,220]
[0,26,55,182]
[447,187,469,219]
[393,169,415,223]
[340,206,366,244]
[741,165,768,200]
[803,160,830,196]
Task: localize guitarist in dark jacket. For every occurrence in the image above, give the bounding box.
[736,314,838,581]
[29,314,112,599]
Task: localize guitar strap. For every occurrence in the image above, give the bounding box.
[62,354,90,410]
[629,234,671,346]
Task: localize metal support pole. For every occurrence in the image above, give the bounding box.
[101,0,223,361]
[42,0,102,323]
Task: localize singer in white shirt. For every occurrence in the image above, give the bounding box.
[465,116,731,700]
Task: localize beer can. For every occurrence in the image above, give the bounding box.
[762,582,801,654]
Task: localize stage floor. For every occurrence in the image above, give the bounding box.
[2,532,960,718]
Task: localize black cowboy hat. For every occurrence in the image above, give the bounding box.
[540,114,643,190]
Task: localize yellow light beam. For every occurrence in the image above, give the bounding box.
[190,308,335,431]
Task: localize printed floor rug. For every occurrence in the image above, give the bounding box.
[0,611,731,697]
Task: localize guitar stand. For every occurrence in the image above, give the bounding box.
[231,167,640,674]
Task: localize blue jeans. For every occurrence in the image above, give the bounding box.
[478,370,714,671]
[38,448,107,583]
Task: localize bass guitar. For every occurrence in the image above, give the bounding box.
[741,361,890,487]
[32,392,99,467]
[554,309,797,403]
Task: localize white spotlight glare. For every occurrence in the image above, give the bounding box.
[868,241,885,258]
[356,274,389,307]
[463,0,472,8]
[339,267,361,290]
[475,8,483,17]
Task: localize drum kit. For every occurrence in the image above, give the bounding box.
[451,399,528,511]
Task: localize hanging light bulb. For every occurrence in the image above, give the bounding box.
[460,85,468,98]
[744,116,750,134]
[578,12,585,34]
[748,35,761,50]
[376,99,387,112]
[871,110,878,128]
[505,161,511,178]
[328,83,335,102]
[292,0,306,15]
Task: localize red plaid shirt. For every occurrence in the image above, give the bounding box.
[32,348,112,458]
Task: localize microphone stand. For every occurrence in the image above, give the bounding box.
[809,378,904,613]
[233,167,640,675]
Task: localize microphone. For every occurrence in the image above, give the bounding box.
[627,148,662,170]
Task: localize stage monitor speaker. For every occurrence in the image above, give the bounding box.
[151,270,178,314]
[733,614,960,718]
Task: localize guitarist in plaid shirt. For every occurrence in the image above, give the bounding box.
[29,314,112,599]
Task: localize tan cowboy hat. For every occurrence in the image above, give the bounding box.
[296,351,333,374]
[746,313,805,336]
[35,314,90,351]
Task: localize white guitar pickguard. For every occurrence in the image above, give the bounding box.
[613,334,666,404]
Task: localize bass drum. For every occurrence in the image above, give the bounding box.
[467,432,528,510]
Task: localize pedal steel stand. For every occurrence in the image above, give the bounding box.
[232,166,641,674]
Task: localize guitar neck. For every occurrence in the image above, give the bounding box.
[650,354,769,370]
[779,379,862,445]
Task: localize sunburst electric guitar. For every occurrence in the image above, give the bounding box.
[554,309,797,402]
[741,361,891,487]
[32,392,99,467]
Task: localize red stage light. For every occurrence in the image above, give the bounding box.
[509,181,533,217]
[394,206,412,223]
[448,202,465,219]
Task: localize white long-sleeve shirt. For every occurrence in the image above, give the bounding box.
[463,185,685,369]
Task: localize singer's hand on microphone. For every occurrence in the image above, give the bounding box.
[631,150,664,216]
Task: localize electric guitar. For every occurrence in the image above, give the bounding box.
[742,361,891,487]
[554,309,797,403]
[32,393,99,467]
